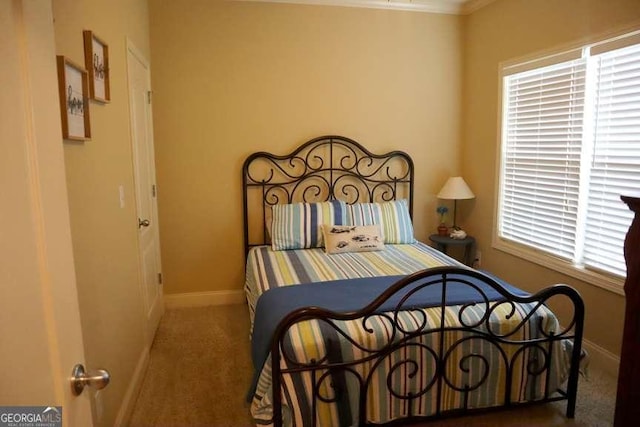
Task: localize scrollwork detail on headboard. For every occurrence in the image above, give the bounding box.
[242,135,414,254]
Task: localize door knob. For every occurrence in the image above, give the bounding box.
[71,364,110,396]
[138,218,150,228]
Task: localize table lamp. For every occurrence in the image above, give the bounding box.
[437,176,475,231]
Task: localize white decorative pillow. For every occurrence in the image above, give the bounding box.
[322,224,385,254]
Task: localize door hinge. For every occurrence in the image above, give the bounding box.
[147,90,152,104]
[158,272,163,284]
[152,184,156,197]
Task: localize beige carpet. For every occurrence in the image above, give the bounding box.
[129,305,616,426]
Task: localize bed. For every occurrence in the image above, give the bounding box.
[242,135,584,427]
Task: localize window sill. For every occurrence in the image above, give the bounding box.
[492,236,625,296]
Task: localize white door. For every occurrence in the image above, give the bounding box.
[127,40,164,343]
[0,1,93,425]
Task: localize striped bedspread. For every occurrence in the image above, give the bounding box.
[245,243,572,426]
[245,242,464,328]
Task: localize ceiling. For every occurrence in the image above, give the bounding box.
[234,0,497,15]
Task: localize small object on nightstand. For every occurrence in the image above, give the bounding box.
[449,229,467,239]
[436,205,449,236]
[429,233,476,266]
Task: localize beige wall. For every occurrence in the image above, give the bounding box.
[149,0,464,295]
[52,0,150,425]
[463,0,640,358]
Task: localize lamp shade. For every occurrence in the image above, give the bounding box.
[437,177,475,200]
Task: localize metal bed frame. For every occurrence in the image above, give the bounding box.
[242,135,414,255]
[242,135,584,426]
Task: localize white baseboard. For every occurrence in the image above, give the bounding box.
[582,338,620,379]
[164,289,245,309]
[114,345,150,427]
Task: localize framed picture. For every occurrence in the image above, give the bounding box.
[56,56,91,141]
[83,30,110,103]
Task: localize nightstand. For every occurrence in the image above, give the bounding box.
[429,234,476,266]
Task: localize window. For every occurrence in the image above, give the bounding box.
[497,31,640,287]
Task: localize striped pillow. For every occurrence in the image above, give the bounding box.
[347,199,416,244]
[271,200,348,250]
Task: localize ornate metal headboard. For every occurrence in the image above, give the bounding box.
[242,135,414,255]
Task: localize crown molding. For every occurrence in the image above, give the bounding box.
[460,0,496,14]
[233,0,496,15]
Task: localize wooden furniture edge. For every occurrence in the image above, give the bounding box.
[614,194,640,426]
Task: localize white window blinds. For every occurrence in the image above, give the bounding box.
[501,59,586,260]
[582,43,640,275]
[499,36,640,279]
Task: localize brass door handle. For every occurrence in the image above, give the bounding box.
[138,218,150,228]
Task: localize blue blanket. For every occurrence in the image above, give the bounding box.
[248,269,528,400]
